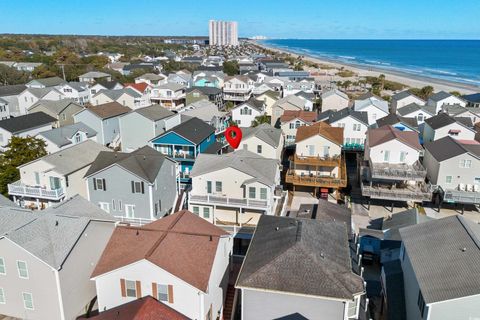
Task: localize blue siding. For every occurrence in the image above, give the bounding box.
[151,131,194,146]
[198,133,216,153]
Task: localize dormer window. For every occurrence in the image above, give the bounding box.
[449,129,460,136]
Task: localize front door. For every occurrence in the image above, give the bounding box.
[49,177,61,190]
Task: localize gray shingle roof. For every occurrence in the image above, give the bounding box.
[391,90,422,103]
[0,111,56,133]
[399,215,480,303]
[236,98,264,112]
[157,82,186,91]
[38,122,97,147]
[321,89,349,100]
[191,149,278,186]
[397,103,422,116]
[462,93,480,103]
[0,84,27,97]
[28,76,66,87]
[85,146,170,183]
[428,91,453,102]
[79,71,111,79]
[376,114,419,131]
[182,100,225,122]
[29,99,82,114]
[424,136,480,162]
[424,112,463,130]
[241,123,282,148]
[236,215,364,299]
[187,86,222,96]
[27,87,61,99]
[94,88,141,100]
[154,117,215,145]
[327,107,369,126]
[0,195,15,208]
[134,105,175,121]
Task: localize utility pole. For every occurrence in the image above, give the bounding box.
[59,64,66,80]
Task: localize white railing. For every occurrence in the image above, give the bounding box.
[114,216,154,226]
[216,223,256,236]
[8,181,64,200]
[443,189,480,205]
[190,194,270,209]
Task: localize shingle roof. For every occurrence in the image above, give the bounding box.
[280,110,317,123]
[376,114,418,131]
[182,100,226,122]
[391,90,423,103]
[136,73,166,81]
[321,89,349,100]
[462,93,480,103]
[86,296,190,320]
[156,82,186,91]
[29,99,82,114]
[28,76,66,87]
[424,136,480,162]
[79,71,111,79]
[27,87,61,99]
[424,112,456,129]
[368,125,421,150]
[91,210,228,292]
[85,146,171,183]
[0,111,56,133]
[134,105,175,121]
[236,215,364,299]
[38,122,97,147]
[235,98,264,112]
[327,107,369,126]
[397,103,423,116]
[0,195,15,208]
[428,91,453,102]
[0,84,27,97]
[241,123,282,148]
[96,80,122,90]
[84,102,131,119]
[354,97,389,114]
[295,121,344,145]
[191,149,279,186]
[186,86,222,96]
[124,82,150,93]
[153,117,215,145]
[399,215,480,303]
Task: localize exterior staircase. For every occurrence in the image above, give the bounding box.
[223,284,236,320]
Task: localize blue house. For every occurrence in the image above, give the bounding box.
[150,117,219,186]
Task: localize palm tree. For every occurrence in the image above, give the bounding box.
[251,114,271,127]
[378,74,386,91]
[420,86,434,99]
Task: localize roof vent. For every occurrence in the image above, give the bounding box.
[275,227,279,231]
[209,235,213,241]
[320,252,325,258]
[461,247,467,252]
[55,220,59,226]
[136,230,139,236]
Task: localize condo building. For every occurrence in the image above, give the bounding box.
[209,20,239,46]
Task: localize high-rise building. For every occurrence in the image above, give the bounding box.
[209,20,239,46]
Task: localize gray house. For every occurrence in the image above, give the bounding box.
[399,215,480,320]
[0,195,116,320]
[236,215,364,320]
[84,146,178,223]
[119,104,180,152]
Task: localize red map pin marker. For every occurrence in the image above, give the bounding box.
[225,126,242,149]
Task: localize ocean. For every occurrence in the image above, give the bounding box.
[261,39,480,87]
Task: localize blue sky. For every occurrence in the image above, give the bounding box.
[1,0,479,39]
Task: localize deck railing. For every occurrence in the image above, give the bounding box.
[189,194,270,209]
[8,181,65,200]
[368,160,427,181]
[361,183,433,202]
[290,154,341,167]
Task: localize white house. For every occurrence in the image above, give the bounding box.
[91,88,143,110]
[321,89,350,112]
[78,71,112,84]
[271,94,312,127]
[279,110,317,145]
[237,123,283,160]
[282,80,315,97]
[223,76,253,103]
[135,73,167,86]
[396,103,434,125]
[89,81,124,97]
[390,91,425,114]
[255,90,280,117]
[18,87,65,115]
[0,112,56,149]
[36,122,98,154]
[150,83,186,110]
[91,210,233,320]
[326,108,369,150]
[25,77,66,89]
[422,113,476,143]
[231,99,265,128]
[354,96,389,125]
[58,82,91,105]
[427,91,467,114]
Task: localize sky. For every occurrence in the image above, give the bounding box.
[1,0,480,39]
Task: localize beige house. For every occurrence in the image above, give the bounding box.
[271,95,308,127]
[321,89,349,112]
[28,99,84,127]
[255,90,280,117]
[236,123,284,160]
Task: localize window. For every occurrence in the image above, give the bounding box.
[22,292,34,310]
[383,150,390,162]
[215,181,222,193]
[475,177,480,184]
[0,288,4,304]
[125,280,137,298]
[0,133,3,143]
[157,284,169,302]
[132,181,144,193]
[400,151,406,162]
[125,205,135,218]
[74,133,82,143]
[260,188,267,200]
[61,113,66,121]
[34,172,40,185]
[193,206,199,215]
[94,178,106,191]
[207,181,212,194]
[112,200,116,211]
[237,119,241,125]
[460,159,472,168]
[295,120,301,128]
[417,290,426,318]
[17,261,28,279]
[445,176,452,184]
[289,123,295,129]
[257,145,262,154]
[99,202,110,213]
[0,258,5,275]
[249,187,256,199]
[118,200,123,211]
[203,207,210,219]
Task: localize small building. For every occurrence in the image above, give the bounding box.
[29,99,84,127]
[237,123,283,160]
[58,82,91,105]
[462,92,480,108]
[89,81,124,97]
[390,90,425,114]
[223,76,253,103]
[150,83,186,110]
[0,112,56,149]
[396,103,434,125]
[271,94,311,127]
[135,73,167,86]
[231,98,264,128]
[321,89,350,112]
[18,87,66,115]
[25,76,66,89]
[426,91,466,114]
[91,88,144,110]
[422,112,476,143]
[78,71,112,84]
[37,122,97,154]
[0,84,27,117]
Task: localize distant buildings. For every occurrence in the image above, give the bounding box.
[209,20,239,46]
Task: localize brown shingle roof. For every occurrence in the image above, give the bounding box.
[295,121,343,145]
[91,210,228,292]
[85,102,131,119]
[280,110,317,123]
[368,125,421,150]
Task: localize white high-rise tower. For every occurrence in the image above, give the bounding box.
[209,20,239,46]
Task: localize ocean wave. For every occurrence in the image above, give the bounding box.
[424,68,458,76]
[338,55,356,60]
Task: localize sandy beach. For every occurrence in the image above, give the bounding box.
[252,41,480,94]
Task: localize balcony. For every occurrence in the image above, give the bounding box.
[443,189,480,205]
[343,143,364,151]
[8,180,65,201]
[285,171,347,188]
[189,194,270,210]
[223,93,251,102]
[365,160,427,181]
[290,154,341,167]
[361,182,433,202]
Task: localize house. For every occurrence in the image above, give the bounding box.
[37,122,97,153]
[361,126,432,204]
[18,87,66,115]
[25,76,66,89]
[236,123,283,160]
[124,82,152,105]
[321,89,350,112]
[279,110,317,146]
[390,91,425,114]
[376,114,419,132]
[180,100,228,135]
[89,81,124,97]
[422,112,476,143]
[236,215,364,320]
[0,84,27,117]
[167,72,192,88]
[426,91,466,114]
[462,92,480,108]
[294,91,315,110]
[275,70,311,81]
[255,90,280,117]
[0,196,116,320]
[396,103,434,125]
[423,136,480,207]
[78,71,112,84]
[231,98,264,127]
[192,70,225,88]
[58,82,91,105]
[441,103,480,124]
[354,96,389,125]
[73,102,131,146]
[119,105,180,152]
[271,94,312,127]
[13,62,42,72]
[135,73,167,86]
[186,87,223,108]
[251,83,277,96]
[282,80,315,97]
[223,76,253,103]
[85,146,177,222]
[150,117,216,186]
[0,112,56,149]
[188,149,283,226]
[286,122,347,198]
[91,88,144,109]
[325,108,369,151]
[399,216,480,320]
[86,296,190,320]
[8,140,109,209]
[28,99,84,127]
[91,210,232,320]
[123,62,162,76]
[150,83,186,110]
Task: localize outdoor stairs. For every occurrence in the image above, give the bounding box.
[223,284,236,320]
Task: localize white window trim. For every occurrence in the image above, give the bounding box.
[125,204,135,218]
[157,284,169,302]
[0,257,5,275]
[99,202,110,213]
[22,292,34,310]
[17,260,28,279]
[125,279,137,298]
[0,288,5,304]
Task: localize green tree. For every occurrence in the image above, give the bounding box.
[224,101,235,111]
[251,114,271,127]
[0,65,30,85]
[378,74,386,91]
[0,136,47,196]
[223,60,239,76]
[420,86,434,99]
[449,91,461,97]
[31,65,57,79]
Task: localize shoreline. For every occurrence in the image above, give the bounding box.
[251,40,480,94]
